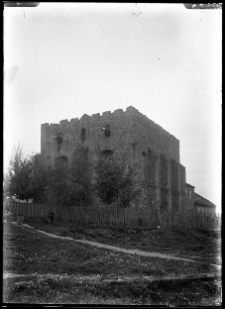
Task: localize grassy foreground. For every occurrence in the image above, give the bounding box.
[3,222,221,305]
[27,219,221,265]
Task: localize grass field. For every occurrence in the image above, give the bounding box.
[3,221,221,305]
[26,219,221,264]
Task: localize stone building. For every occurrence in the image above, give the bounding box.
[40,106,195,210]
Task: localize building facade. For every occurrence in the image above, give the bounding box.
[41,106,193,210]
[194,193,217,214]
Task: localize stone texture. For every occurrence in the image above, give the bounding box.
[41,106,187,210]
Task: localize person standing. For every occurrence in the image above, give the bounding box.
[17,213,24,227]
[47,210,54,223]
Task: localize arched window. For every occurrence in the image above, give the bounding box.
[102,150,113,161]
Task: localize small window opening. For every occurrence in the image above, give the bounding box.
[185,189,188,198]
[103,124,111,137]
[56,133,63,144]
[80,128,86,141]
[102,150,113,161]
[189,191,192,199]
[142,151,147,157]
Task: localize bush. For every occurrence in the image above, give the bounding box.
[92,157,141,208]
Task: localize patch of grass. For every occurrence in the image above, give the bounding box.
[85,278,221,306]
[4,275,221,305]
[3,222,221,304]
[4,276,132,304]
[3,276,87,304]
[26,221,221,267]
[3,223,219,278]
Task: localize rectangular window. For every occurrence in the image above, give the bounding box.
[185,189,188,198]
[189,191,192,199]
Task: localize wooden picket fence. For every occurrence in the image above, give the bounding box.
[5,202,221,231]
[159,208,221,231]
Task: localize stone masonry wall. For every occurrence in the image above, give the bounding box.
[41,108,134,171]
[159,154,171,211]
[131,109,180,162]
[171,159,180,211]
[180,164,187,209]
[41,106,186,210]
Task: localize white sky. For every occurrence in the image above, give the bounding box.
[4,3,222,211]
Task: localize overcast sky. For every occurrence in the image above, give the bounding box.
[4,3,221,211]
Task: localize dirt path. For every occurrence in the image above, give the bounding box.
[11,222,221,269]
[3,272,219,284]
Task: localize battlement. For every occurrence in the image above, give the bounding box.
[41,106,177,142]
[70,118,79,125]
[41,105,186,209]
[41,106,180,162]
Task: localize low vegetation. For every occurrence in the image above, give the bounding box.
[3,222,221,305]
[4,144,140,208]
[25,220,221,265]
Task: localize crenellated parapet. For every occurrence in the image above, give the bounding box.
[41,106,185,210]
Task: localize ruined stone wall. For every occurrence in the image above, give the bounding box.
[180,165,187,209]
[41,106,179,166]
[131,109,180,162]
[41,106,186,210]
[171,159,181,211]
[41,108,134,171]
[159,154,171,210]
